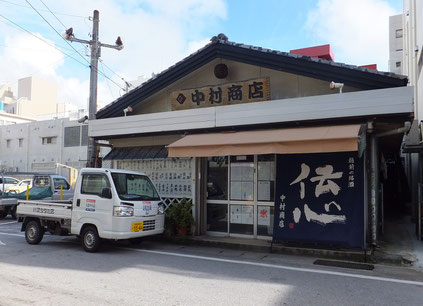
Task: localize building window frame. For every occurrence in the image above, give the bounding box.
[42,136,57,145]
[206,154,276,239]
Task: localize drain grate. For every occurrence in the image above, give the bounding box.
[314,259,374,271]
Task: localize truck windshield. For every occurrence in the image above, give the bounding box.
[111,173,160,201]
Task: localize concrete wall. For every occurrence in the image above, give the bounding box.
[133,58,360,115]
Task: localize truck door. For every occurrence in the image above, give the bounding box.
[72,173,113,235]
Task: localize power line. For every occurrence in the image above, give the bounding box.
[25,0,89,65]
[24,1,126,91]
[100,61,115,100]
[38,0,67,29]
[99,58,134,89]
[0,0,87,19]
[35,1,131,91]
[0,14,88,68]
[0,14,125,89]
[0,15,75,53]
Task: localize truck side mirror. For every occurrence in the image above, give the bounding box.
[100,187,112,199]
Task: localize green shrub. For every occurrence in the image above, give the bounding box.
[165,198,194,235]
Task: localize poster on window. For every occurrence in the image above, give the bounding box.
[273,152,365,249]
[116,159,193,198]
[258,206,271,226]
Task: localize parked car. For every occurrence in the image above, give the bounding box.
[5,179,32,194]
[0,176,19,192]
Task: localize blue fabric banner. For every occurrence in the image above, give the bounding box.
[273,151,365,249]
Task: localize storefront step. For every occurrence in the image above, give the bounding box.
[155,235,373,263]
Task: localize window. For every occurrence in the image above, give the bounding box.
[64,126,80,147]
[19,138,23,147]
[396,61,401,68]
[42,137,57,145]
[81,174,110,196]
[206,154,276,237]
[33,176,50,187]
[395,29,403,38]
[53,178,70,190]
[5,178,18,184]
[257,155,275,202]
[230,155,254,201]
[6,139,11,148]
[81,125,88,146]
[19,180,31,186]
[207,156,228,200]
[111,172,160,201]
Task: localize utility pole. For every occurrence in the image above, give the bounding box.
[63,10,123,167]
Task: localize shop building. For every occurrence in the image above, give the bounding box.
[90,35,413,249]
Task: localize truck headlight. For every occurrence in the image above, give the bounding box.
[158,203,165,215]
[113,205,134,217]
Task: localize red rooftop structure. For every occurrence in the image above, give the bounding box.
[290,44,335,61]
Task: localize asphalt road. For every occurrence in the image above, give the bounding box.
[1,217,423,306]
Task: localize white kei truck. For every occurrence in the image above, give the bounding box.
[17,168,165,252]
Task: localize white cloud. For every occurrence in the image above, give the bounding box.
[187,38,212,55]
[0,33,64,83]
[0,0,226,111]
[306,0,399,71]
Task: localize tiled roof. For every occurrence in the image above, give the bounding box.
[97,34,408,119]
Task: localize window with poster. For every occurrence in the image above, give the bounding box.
[115,158,193,199]
[206,154,275,238]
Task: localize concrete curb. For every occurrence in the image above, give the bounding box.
[152,235,377,263]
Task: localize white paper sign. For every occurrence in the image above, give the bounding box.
[258,181,271,201]
[230,205,242,224]
[230,182,242,200]
[258,162,271,180]
[241,181,254,201]
[241,205,254,224]
[118,159,193,198]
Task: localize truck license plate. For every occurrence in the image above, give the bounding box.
[131,222,143,232]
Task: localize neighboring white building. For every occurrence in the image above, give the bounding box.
[0,83,14,107]
[0,118,89,178]
[396,1,423,235]
[402,0,423,121]
[4,77,57,118]
[2,76,87,121]
[389,14,404,75]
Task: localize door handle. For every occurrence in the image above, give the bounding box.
[76,199,80,207]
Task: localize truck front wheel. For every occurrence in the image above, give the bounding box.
[82,226,101,252]
[25,220,44,244]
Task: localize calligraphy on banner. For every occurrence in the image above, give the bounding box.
[273,152,365,249]
[171,77,270,111]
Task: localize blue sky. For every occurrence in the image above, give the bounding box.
[0,0,403,111]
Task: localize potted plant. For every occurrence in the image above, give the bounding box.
[165,198,195,236]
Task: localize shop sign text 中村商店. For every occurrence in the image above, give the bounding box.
[171,78,270,111]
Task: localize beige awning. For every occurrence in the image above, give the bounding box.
[168,124,362,157]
